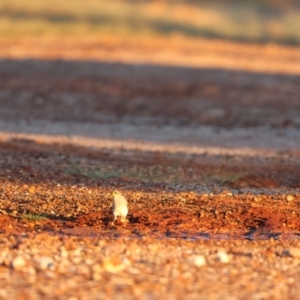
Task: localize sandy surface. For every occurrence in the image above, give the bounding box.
[0,36,300,299]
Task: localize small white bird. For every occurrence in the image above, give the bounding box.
[112,190,128,225]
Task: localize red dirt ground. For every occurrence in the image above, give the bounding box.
[0,36,300,299]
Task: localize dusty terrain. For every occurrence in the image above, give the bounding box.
[0,36,300,299]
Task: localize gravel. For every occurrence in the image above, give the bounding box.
[0,234,300,299]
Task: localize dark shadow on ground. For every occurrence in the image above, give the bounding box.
[0,58,300,129]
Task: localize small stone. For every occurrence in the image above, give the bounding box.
[217,251,230,263]
[7,223,13,229]
[28,223,35,230]
[37,256,54,270]
[286,248,300,258]
[103,257,130,273]
[288,277,295,284]
[12,256,27,270]
[191,255,206,267]
[27,266,36,275]
[28,185,36,194]
[92,264,103,280]
[222,190,232,196]
[92,263,103,274]
[60,248,68,258]
[287,195,294,202]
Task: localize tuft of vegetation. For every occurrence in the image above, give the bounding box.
[65,164,176,182]
[65,160,247,185]
[203,172,246,185]
[21,213,46,221]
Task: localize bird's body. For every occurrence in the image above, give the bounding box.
[112,190,128,224]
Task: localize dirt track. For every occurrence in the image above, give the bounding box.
[0,36,300,299]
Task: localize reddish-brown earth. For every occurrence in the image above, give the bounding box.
[0,36,299,299]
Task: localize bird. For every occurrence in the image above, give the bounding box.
[112,190,128,225]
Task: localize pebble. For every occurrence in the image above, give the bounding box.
[12,256,27,270]
[1,234,300,299]
[287,195,294,202]
[217,251,230,263]
[37,256,54,270]
[285,248,300,258]
[222,190,233,196]
[102,258,130,273]
[191,255,206,267]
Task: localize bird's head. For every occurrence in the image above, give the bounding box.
[112,190,120,196]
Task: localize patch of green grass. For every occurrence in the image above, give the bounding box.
[1,0,300,44]
[65,163,187,183]
[203,172,246,185]
[21,213,46,221]
[65,165,122,180]
[65,160,250,186]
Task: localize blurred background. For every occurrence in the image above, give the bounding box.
[1,0,300,44]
